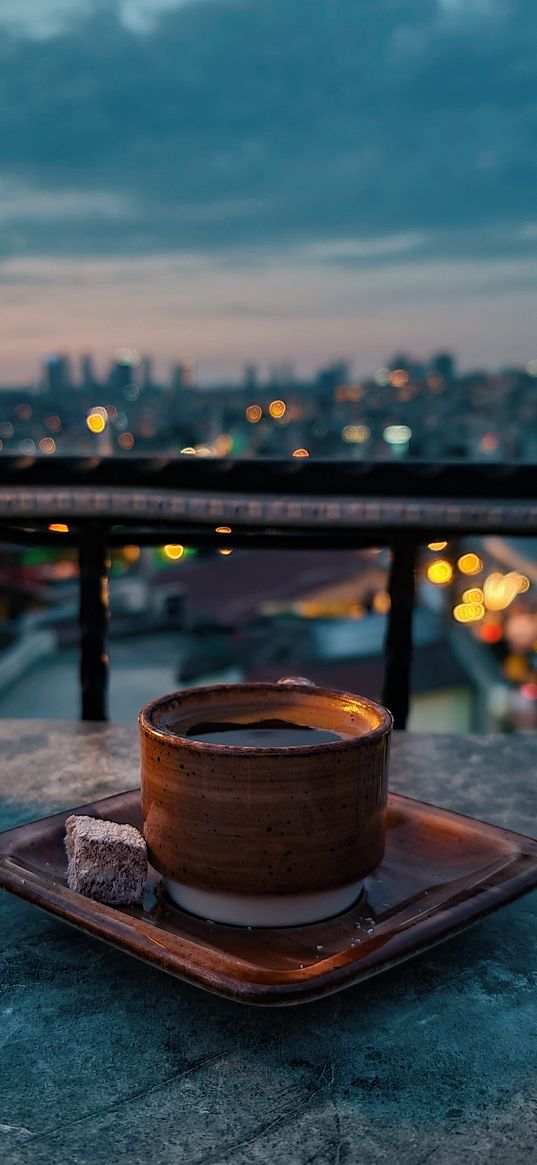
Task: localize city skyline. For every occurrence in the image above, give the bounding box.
[1,1,536,380]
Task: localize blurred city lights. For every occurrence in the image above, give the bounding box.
[118,432,134,450]
[373,591,391,614]
[45,415,62,432]
[269,399,286,419]
[292,448,310,458]
[215,526,232,534]
[480,622,503,644]
[484,571,525,611]
[0,422,14,439]
[342,424,370,443]
[15,403,32,421]
[390,369,409,388]
[479,432,500,454]
[86,410,107,434]
[214,433,233,456]
[453,602,485,623]
[246,404,262,423]
[180,446,196,455]
[123,545,140,563]
[163,544,184,560]
[374,368,391,386]
[218,548,233,556]
[521,683,537,700]
[426,560,453,585]
[462,587,484,604]
[458,553,482,575]
[48,523,69,533]
[39,437,56,454]
[427,541,447,551]
[383,424,412,445]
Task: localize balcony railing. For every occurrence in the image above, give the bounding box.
[0,456,535,726]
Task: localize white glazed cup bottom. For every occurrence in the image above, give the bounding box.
[163,877,364,927]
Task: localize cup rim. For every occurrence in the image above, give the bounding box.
[138,681,393,755]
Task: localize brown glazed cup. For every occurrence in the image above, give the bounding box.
[139,680,392,926]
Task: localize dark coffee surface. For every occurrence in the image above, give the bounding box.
[183,718,346,747]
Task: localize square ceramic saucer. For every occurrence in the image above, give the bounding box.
[1,789,537,1005]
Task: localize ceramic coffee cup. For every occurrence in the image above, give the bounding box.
[139,680,392,926]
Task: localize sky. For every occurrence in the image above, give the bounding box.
[1,0,536,383]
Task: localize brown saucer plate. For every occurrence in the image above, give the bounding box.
[1,789,537,1006]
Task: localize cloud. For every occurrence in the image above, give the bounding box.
[0,0,535,271]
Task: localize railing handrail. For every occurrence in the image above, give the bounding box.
[0,455,536,500]
[0,456,534,724]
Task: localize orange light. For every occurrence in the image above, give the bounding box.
[292,448,309,458]
[39,437,56,454]
[427,541,447,551]
[215,526,232,534]
[372,591,391,614]
[458,553,482,575]
[246,404,262,423]
[426,560,453,585]
[219,548,233,556]
[123,545,140,563]
[269,399,286,419]
[391,369,409,388]
[48,523,69,533]
[163,544,184,560]
[180,447,196,455]
[214,433,232,456]
[118,432,134,450]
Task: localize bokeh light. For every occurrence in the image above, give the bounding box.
[269,399,286,419]
[163,544,184,560]
[458,553,482,575]
[246,404,262,423]
[86,411,106,434]
[453,602,485,623]
[426,560,453,585]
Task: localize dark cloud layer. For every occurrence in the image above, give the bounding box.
[1,0,536,261]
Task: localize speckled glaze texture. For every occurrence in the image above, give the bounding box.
[139,683,392,896]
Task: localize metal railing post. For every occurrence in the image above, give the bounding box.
[382,538,419,729]
[78,522,110,721]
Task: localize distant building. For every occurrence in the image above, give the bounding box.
[80,354,96,390]
[42,354,70,395]
[141,357,153,391]
[431,352,456,382]
[170,362,196,390]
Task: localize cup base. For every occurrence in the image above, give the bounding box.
[163,877,364,927]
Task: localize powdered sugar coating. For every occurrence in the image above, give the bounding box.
[65,814,147,905]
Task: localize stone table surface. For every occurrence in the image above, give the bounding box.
[1,722,537,1165]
